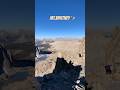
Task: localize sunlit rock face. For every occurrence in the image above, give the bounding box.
[36,57,85,90]
[35,38,85,90]
[35,38,85,77]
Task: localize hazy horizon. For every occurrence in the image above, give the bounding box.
[35,36,85,40]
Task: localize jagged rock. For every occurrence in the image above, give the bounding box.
[36,57,85,90]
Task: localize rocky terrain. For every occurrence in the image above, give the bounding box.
[0,64,35,90]
[0,29,35,90]
[86,28,120,90]
[35,38,85,90]
[35,27,120,90]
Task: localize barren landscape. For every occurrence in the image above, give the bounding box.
[35,28,120,90]
[0,30,35,90]
[35,38,85,76]
[35,38,85,90]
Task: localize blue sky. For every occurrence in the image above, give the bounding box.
[87,0,120,29]
[0,0,34,30]
[35,0,85,39]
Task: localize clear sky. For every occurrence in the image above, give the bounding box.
[0,0,34,30]
[87,0,120,30]
[35,0,85,39]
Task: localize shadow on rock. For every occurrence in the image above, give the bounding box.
[12,59,34,67]
[36,57,86,90]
